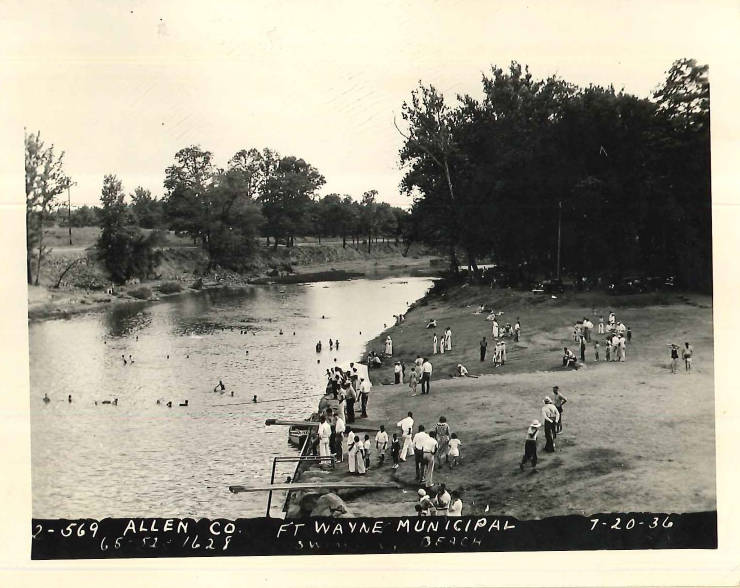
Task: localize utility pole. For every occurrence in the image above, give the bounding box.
[556,200,562,280]
[67,183,72,246]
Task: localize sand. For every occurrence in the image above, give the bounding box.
[298,286,715,519]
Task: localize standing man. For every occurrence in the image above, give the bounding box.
[682,341,693,372]
[618,333,626,362]
[317,415,332,460]
[514,319,521,342]
[334,413,346,462]
[480,337,488,362]
[394,361,402,384]
[412,425,429,483]
[421,430,438,486]
[421,357,433,395]
[598,315,605,334]
[552,386,567,433]
[396,411,414,462]
[359,377,371,418]
[669,344,679,374]
[520,420,540,470]
[579,336,587,362]
[541,397,559,453]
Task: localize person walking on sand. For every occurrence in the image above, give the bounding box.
[520,420,540,470]
[447,433,462,468]
[421,358,433,395]
[683,341,693,372]
[435,416,451,467]
[669,344,679,373]
[480,337,488,362]
[445,327,452,351]
[433,333,438,355]
[542,397,559,452]
[421,430,438,486]
[553,386,567,433]
[397,411,414,461]
[408,367,418,394]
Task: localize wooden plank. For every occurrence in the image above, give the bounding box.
[229,482,400,493]
[265,419,378,432]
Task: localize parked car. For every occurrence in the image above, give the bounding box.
[607,277,648,294]
[532,279,565,294]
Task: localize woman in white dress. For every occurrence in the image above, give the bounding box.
[445,327,452,351]
[354,435,366,474]
[433,333,438,354]
[347,434,357,473]
[492,320,499,338]
[385,336,393,356]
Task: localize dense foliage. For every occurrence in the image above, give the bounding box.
[399,58,711,291]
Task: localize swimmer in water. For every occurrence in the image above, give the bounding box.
[214,380,226,392]
[113,398,118,406]
[329,339,334,350]
[246,350,249,355]
[252,395,258,403]
[156,399,162,405]
[230,391,234,397]
[136,336,138,341]
[293,331,296,336]
[167,354,170,359]
[179,400,188,406]
[279,329,283,335]
[68,394,72,403]
[166,401,172,408]
[336,340,340,350]
[43,393,50,403]
[129,354,134,364]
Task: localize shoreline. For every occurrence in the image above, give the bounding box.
[288,284,715,519]
[27,254,439,322]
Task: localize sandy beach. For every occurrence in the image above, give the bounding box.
[297,285,715,519]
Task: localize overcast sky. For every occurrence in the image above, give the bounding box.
[1,0,734,208]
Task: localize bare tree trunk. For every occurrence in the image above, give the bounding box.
[449,244,459,276]
[367,231,371,253]
[342,235,346,249]
[54,257,83,289]
[34,211,44,286]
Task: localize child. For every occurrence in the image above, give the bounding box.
[408,368,418,395]
[375,425,389,464]
[594,341,600,361]
[363,435,371,469]
[390,433,401,469]
[447,432,462,469]
[626,326,632,343]
[448,490,463,516]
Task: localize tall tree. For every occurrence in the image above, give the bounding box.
[25,129,72,285]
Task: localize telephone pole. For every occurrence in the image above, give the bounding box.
[556,200,562,280]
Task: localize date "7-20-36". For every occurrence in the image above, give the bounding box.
[589,515,673,531]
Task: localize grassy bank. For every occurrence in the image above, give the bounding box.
[298,285,715,518]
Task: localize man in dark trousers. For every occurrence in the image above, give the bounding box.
[541,397,559,452]
[412,425,428,482]
[520,420,540,470]
[344,382,356,423]
[480,337,488,362]
[579,336,587,362]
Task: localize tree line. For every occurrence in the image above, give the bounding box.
[25,140,410,284]
[398,58,711,291]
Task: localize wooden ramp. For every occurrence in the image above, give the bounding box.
[229,481,400,493]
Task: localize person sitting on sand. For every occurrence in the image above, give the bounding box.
[425,319,437,329]
[455,364,468,377]
[562,347,577,368]
[417,489,433,516]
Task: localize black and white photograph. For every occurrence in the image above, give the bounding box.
[2,0,740,585]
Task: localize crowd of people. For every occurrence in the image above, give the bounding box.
[563,311,636,367]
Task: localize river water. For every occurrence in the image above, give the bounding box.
[30,276,433,519]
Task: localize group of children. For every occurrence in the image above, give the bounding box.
[432,327,453,355]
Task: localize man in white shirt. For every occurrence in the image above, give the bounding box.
[359,377,371,417]
[397,412,414,461]
[334,414,346,462]
[375,425,388,464]
[412,425,429,482]
[317,415,332,460]
[541,397,560,453]
[421,358,433,395]
[421,431,439,486]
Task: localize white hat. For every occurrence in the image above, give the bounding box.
[418,488,427,497]
[530,420,541,428]
[544,396,552,404]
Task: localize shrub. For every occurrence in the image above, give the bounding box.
[158,281,183,294]
[129,286,152,300]
[191,278,203,290]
